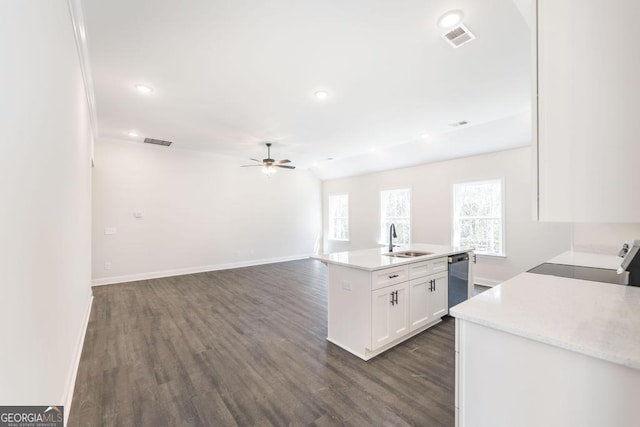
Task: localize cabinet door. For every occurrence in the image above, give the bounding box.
[371,282,409,350]
[536,0,640,222]
[428,272,448,319]
[409,277,431,331]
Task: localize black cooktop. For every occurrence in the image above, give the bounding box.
[528,263,629,285]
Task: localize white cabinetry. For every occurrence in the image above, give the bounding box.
[427,272,448,320]
[409,260,448,331]
[456,319,640,427]
[371,282,409,350]
[534,0,640,222]
[409,277,431,331]
[327,255,455,360]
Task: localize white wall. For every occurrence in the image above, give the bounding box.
[0,0,93,407]
[572,223,640,254]
[92,139,322,283]
[322,147,572,285]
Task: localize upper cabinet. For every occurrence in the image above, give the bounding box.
[534,0,640,222]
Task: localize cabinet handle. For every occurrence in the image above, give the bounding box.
[429,279,435,291]
[389,274,399,279]
[390,290,399,306]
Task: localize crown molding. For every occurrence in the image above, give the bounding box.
[67,0,99,140]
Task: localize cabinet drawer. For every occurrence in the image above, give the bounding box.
[409,257,448,279]
[431,257,448,274]
[372,265,408,290]
[409,261,430,278]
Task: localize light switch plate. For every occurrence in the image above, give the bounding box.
[104,227,117,235]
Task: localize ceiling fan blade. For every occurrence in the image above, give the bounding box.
[274,164,296,169]
[275,159,291,164]
[249,158,263,163]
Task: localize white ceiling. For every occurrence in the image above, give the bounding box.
[83,0,532,180]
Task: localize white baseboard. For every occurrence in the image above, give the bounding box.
[62,294,93,426]
[91,254,312,286]
[474,276,502,287]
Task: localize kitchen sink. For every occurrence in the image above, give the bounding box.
[384,251,433,258]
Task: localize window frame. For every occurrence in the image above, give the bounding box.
[452,179,506,257]
[327,193,350,242]
[379,188,412,246]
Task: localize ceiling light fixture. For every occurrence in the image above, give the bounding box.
[314,90,328,100]
[241,143,295,175]
[438,10,464,28]
[127,131,139,137]
[262,165,277,175]
[134,84,153,94]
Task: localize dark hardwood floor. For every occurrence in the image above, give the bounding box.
[68,259,457,426]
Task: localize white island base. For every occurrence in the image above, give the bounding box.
[314,244,474,361]
[327,262,446,361]
[329,320,443,361]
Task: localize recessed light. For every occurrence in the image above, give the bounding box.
[134,84,153,94]
[421,133,430,139]
[312,162,319,167]
[314,90,328,100]
[438,10,464,28]
[127,131,140,138]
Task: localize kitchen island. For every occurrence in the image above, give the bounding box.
[313,244,473,360]
[450,251,640,427]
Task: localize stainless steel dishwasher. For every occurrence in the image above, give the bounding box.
[448,253,470,309]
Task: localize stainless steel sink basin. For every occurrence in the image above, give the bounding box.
[384,251,433,258]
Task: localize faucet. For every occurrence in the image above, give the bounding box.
[389,223,397,253]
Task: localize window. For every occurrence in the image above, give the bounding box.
[453,179,504,256]
[328,194,349,241]
[380,189,411,245]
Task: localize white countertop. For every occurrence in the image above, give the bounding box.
[546,250,622,270]
[451,272,640,370]
[311,244,473,271]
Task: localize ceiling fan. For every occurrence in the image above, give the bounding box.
[241,142,296,175]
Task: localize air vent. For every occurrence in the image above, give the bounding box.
[144,137,173,147]
[442,24,475,48]
[450,120,469,127]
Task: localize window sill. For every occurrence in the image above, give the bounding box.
[328,238,350,242]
